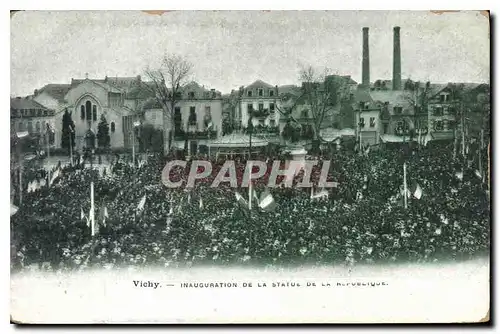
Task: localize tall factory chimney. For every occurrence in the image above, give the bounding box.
[362,27,370,89]
[392,26,402,91]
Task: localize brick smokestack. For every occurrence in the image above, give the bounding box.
[362,27,370,88]
[392,26,402,91]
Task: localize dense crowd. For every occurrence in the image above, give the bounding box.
[10,142,490,272]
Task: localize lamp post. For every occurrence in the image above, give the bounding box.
[132,121,141,167]
[16,131,29,206]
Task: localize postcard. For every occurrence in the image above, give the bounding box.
[10,10,490,324]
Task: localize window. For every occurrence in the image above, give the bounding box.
[174,107,182,131]
[359,117,365,128]
[30,109,35,117]
[259,119,264,126]
[269,90,274,97]
[258,103,264,111]
[434,120,444,131]
[92,105,97,121]
[270,119,276,127]
[393,107,403,114]
[81,106,85,120]
[43,110,48,117]
[86,101,92,120]
[433,107,443,116]
[258,88,263,96]
[111,122,115,133]
[174,92,182,99]
[247,90,253,97]
[35,121,41,133]
[440,94,449,102]
[270,103,275,113]
[205,106,211,115]
[369,117,376,128]
[247,104,254,113]
[151,112,157,121]
[189,106,197,125]
[18,122,24,132]
[383,124,389,134]
[301,109,309,118]
[37,109,42,117]
[188,92,195,99]
[27,121,33,133]
[42,121,46,132]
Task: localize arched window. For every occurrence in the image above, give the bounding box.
[18,122,23,132]
[92,105,97,121]
[86,101,92,121]
[27,121,33,133]
[35,121,41,133]
[42,121,46,133]
[111,122,115,133]
[81,105,85,120]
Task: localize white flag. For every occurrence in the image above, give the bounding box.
[413,184,423,200]
[259,191,277,212]
[137,195,146,212]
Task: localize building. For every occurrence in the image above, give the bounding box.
[24,76,223,153]
[10,97,56,147]
[236,80,280,129]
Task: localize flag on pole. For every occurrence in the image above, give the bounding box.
[412,183,423,200]
[235,192,249,209]
[137,195,147,212]
[49,168,61,186]
[10,203,19,216]
[99,203,109,227]
[259,189,277,212]
[199,197,204,210]
[312,189,329,200]
[90,182,96,236]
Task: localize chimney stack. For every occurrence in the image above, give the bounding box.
[392,26,402,91]
[362,27,370,89]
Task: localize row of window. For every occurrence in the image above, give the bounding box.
[246,88,275,98]
[16,120,51,134]
[11,109,53,118]
[80,101,98,122]
[359,117,377,128]
[247,103,275,112]
[431,106,456,116]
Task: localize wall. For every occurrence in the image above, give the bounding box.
[239,98,280,128]
[356,109,381,145]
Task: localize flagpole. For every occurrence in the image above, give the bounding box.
[248,181,252,210]
[90,181,95,236]
[403,162,408,209]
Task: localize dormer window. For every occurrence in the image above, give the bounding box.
[247,90,253,97]
[393,106,403,114]
[188,92,195,99]
[269,90,274,97]
[258,88,263,97]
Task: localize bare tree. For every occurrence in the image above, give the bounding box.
[298,65,342,151]
[143,53,192,153]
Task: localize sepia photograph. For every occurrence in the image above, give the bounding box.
[9,9,491,324]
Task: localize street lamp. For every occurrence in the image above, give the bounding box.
[16,131,29,206]
[132,121,141,166]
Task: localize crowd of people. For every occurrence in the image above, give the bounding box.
[10,141,490,272]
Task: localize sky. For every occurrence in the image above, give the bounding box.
[10,10,490,97]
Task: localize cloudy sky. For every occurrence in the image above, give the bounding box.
[11,10,489,96]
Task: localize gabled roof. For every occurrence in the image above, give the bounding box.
[11,97,50,110]
[352,89,373,103]
[370,90,410,106]
[36,84,71,102]
[278,85,301,96]
[245,80,274,90]
[105,76,141,89]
